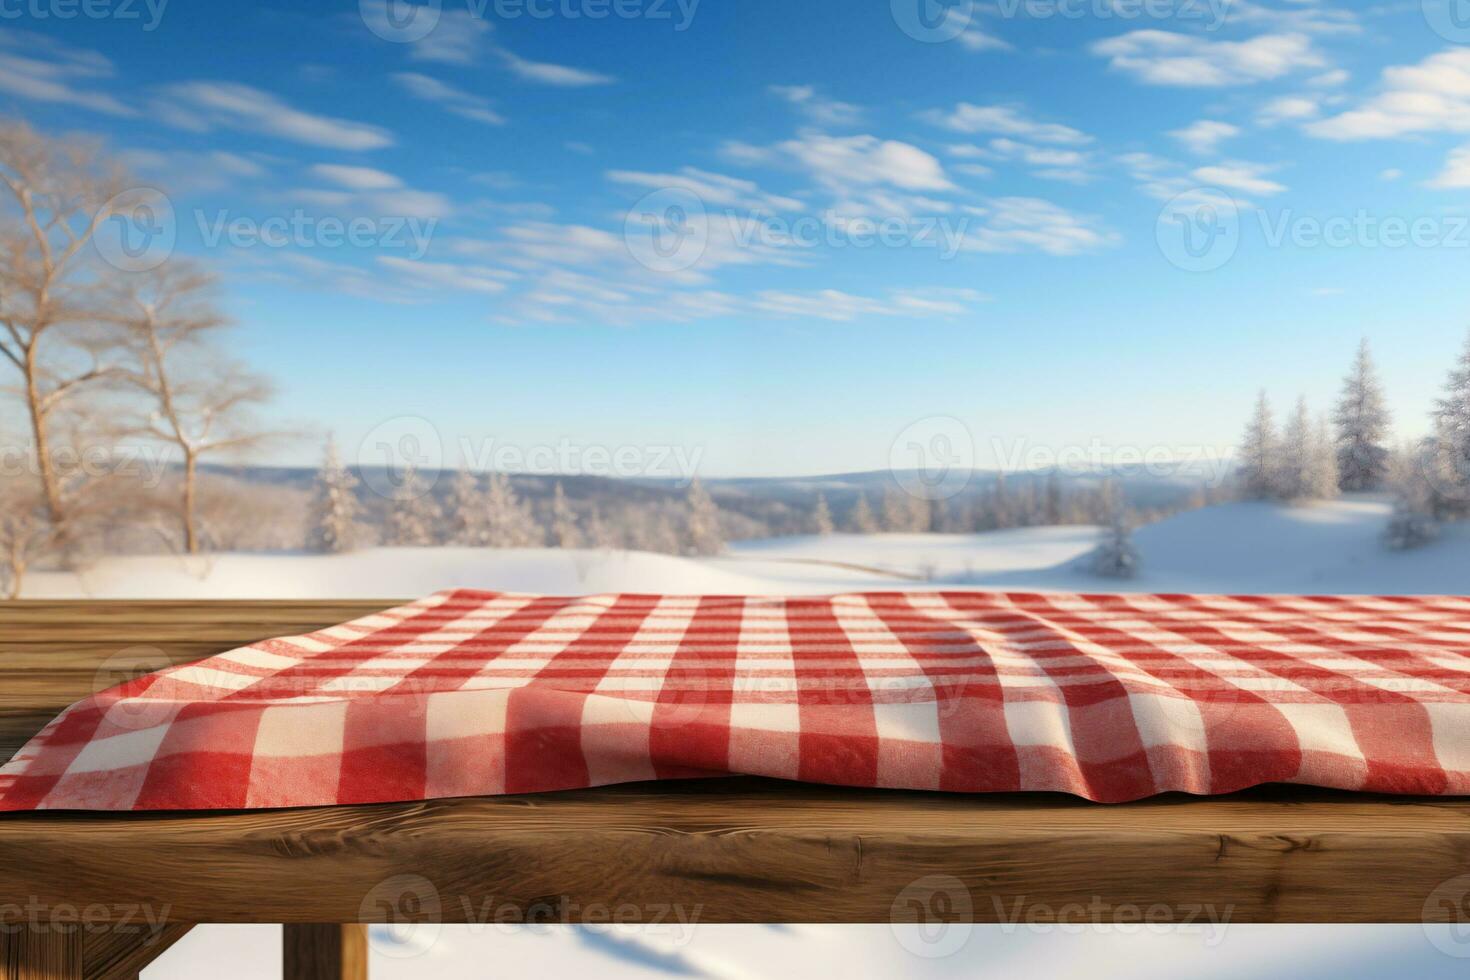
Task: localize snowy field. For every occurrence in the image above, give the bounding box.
[25,496,1470,599]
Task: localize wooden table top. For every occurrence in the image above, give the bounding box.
[2,600,1468,924]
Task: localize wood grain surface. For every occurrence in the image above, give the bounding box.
[1,601,1468,925]
[283,925,367,980]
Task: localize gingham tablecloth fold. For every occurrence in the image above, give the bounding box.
[3,589,1469,810]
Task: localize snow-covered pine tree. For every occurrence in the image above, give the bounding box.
[585,506,617,549]
[307,435,361,553]
[1306,416,1341,501]
[906,492,933,533]
[484,473,541,547]
[991,474,1014,529]
[1278,397,1314,501]
[384,466,441,546]
[1432,333,1470,517]
[881,488,912,532]
[812,493,835,535]
[684,478,724,556]
[550,482,581,548]
[1384,442,1439,550]
[1090,508,1140,579]
[444,469,490,546]
[848,493,879,533]
[1333,339,1392,492]
[1238,390,1280,499]
[1043,473,1062,526]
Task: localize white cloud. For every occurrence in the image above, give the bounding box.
[781,133,954,192]
[497,49,614,87]
[768,85,863,127]
[376,256,511,293]
[1257,95,1321,125]
[1169,120,1240,155]
[1309,69,1350,87]
[0,31,134,116]
[1224,0,1360,35]
[959,197,1119,255]
[752,287,986,321]
[924,104,1092,145]
[309,164,402,191]
[295,166,450,219]
[1380,168,1404,181]
[392,5,492,65]
[726,133,955,219]
[121,149,268,194]
[1429,146,1470,189]
[943,8,1013,52]
[1308,49,1470,140]
[980,138,1095,182]
[1191,161,1287,195]
[1091,31,1324,87]
[391,72,505,125]
[606,167,801,213]
[155,82,393,150]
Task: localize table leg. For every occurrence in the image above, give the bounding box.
[1,929,82,980]
[283,925,367,980]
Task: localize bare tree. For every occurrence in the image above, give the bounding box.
[0,120,134,530]
[116,262,280,553]
[0,476,55,598]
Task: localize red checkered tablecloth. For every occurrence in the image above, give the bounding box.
[3,589,1469,810]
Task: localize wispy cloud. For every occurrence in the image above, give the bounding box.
[0,31,134,116]
[1191,160,1287,195]
[607,167,802,212]
[498,49,615,87]
[923,104,1092,145]
[155,81,393,150]
[958,197,1120,256]
[1169,120,1239,155]
[392,72,505,125]
[768,85,863,127]
[1091,31,1325,86]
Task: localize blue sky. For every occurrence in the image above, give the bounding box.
[11,0,1470,475]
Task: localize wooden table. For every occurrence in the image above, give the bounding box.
[3,602,1469,978]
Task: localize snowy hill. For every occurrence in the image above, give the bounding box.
[19,496,1468,599]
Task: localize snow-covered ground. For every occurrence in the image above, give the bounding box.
[24,496,1470,599]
